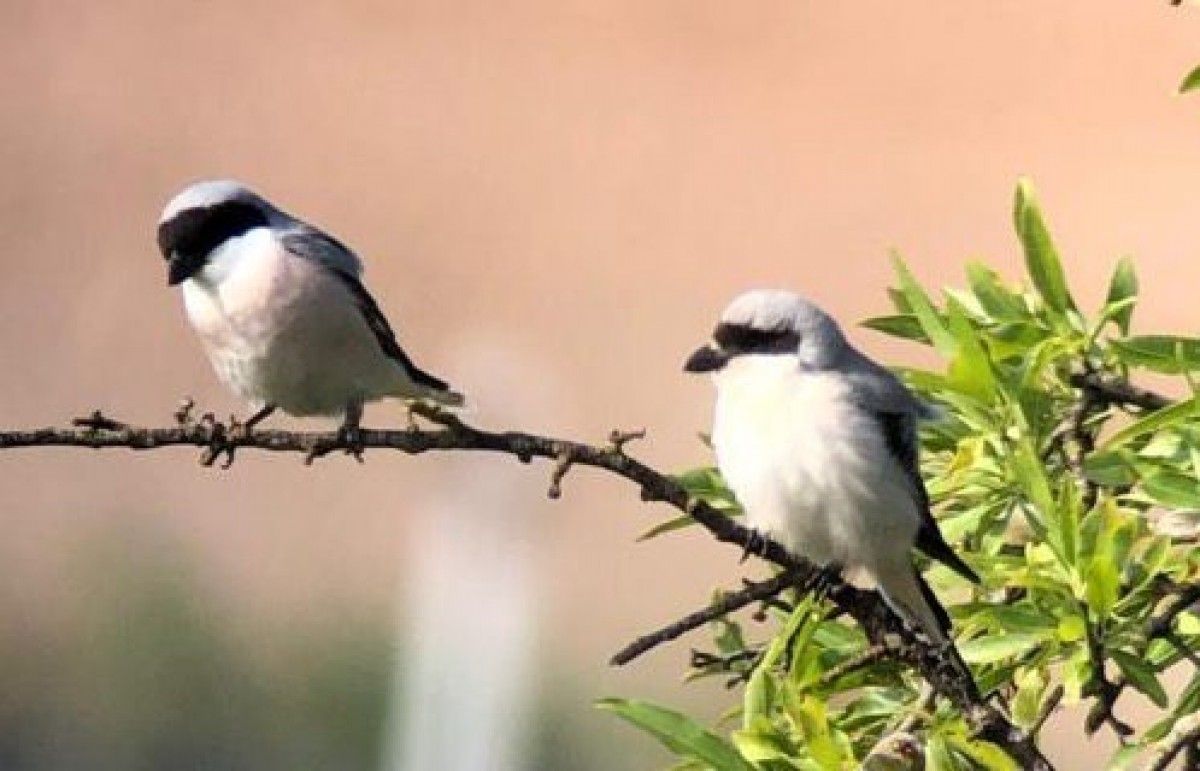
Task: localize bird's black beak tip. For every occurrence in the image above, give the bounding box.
[683,344,727,373]
[166,255,189,286]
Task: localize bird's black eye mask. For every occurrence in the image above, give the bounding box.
[712,322,801,355]
[158,201,269,285]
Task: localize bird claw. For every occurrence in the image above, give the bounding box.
[405,403,420,432]
[227,414,248,442]
[197,416,236,468]
[806,562,844,602]
[739,529,771,563]
[337,423,365,463]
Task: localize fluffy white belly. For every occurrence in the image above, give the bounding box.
[181,233,405,416]
[712,364,919,569]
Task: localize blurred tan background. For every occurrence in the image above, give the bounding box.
[1,1,1199,768]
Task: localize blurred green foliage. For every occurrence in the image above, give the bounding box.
[0,526,645,771]
[606,180,1200,769]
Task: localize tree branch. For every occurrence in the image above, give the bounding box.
[0,404,1053,770]
[609,570,802,665]
[1068,372,1173,412]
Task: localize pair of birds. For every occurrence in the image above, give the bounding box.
[157,180,977,642]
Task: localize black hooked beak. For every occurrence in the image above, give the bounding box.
[683,344,730,373]
[166,252,200,286]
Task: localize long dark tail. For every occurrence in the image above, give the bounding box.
[882,568,979,699]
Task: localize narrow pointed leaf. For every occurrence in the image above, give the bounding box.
[1143,468,1200,508]
[1111,335,1200,373]
[946,736,1020,771]
[945,299,997,400]
[1013,179,1076,315]
[861,314,931,343]
[892,254,958,358]
[1104,257,1138,335]
[1110,650,1169,708]
[1181,64,1200,94]
[959,632,1046,664]
[1099,397,1200,451]
[965,262,1029,320]
[597,699,756,771]
[637,513,700,541]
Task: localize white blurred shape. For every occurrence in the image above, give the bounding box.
[382,337,568,771]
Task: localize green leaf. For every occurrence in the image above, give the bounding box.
[1013,179,1076,317]
[1173,668,1200,718]
[729,726,796,765]
[945,299,998,400]
[676,467,738,505]
[1099,397,1200,451]
[714,616,747,655]
[1062,646,1091,703]
[1011,667,1048,728]
[892,254,958,358]
[596,699,756,771]
[742,667,773,728]
[987,321,1051,360]
[638,513,700,541]
[887,287,913,314]
[1181,64,1200,94]
[645,469,741,539]
[958,632,1047,664]
[1081,450,1138,487]
[788,694,846,769]
[1111,335,1200,373]
[972,604,1058,635]
[861,314,931,343]
[1057,614,1086,643]
[1107,744,1143,770]
[1110,650,1169,708]
[1054,480,1082,569]
[965,262,1029,320]
[946,736,1020,771]
[1143,468,1200,509]
[1127,339,1200,377]
[1083,502,1121,618]
[1103,257,1138,335]
[1084,571,1118,619]
[1011,440,1055,539]
[925,733,962,771]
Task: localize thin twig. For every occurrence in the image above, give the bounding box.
[610,571,801,665]
[817,644,889,688]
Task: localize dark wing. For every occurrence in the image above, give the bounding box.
[280,224,363,277]
[281,231,453,393]
[875,411,980,584]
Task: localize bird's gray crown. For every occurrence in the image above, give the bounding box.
[712,289,847,368]
[158,179,265,224]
